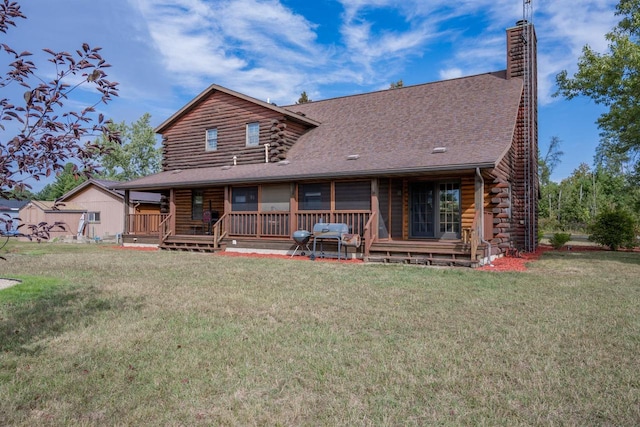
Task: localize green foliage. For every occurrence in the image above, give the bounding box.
[555,0,640,181]
[539,136,564,185]
[389,79,404,89]
[35,163,87,200]
[550,233,572,250]
[95,113,161,181]
[296,91,312,104]
[588,208,637,250]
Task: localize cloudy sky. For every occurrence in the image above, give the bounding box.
[4,0,619,187]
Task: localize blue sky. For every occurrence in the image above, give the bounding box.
[4,0,619,190]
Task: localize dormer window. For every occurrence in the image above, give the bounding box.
[246,122,260,147]
[205,128,218,151]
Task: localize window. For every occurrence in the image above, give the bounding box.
[335,181,371,210]
[261,184,290,211]
[87,211,101,223]
[409,181,460,239]
[205,128,217,151]
[298,183,330,210]
[438,182,461,238]
[246,122,260,146]
[232,186,258,211]
[192,190,203,220]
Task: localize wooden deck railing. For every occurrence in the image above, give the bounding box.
[129,210,371,242]
[363,212,377,259]
[127,213,168,235]
[158,214,173,246]
[296,211,371,236]
[212,213,228,249]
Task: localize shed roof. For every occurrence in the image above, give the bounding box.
[116,71,523,191]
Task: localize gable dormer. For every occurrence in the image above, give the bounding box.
[156,85,319,171]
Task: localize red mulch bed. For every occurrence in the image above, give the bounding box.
[113,244,634,271]
[476,244,620,272]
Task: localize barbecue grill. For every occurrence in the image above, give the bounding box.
[310,222,358,260]
[291,230,312,257]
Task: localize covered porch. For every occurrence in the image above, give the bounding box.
[122,172,494,266]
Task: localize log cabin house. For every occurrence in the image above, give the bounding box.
[115,21,538,266]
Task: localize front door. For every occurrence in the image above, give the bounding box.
[410,182,435,238]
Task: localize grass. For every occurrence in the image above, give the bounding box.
[0,242,639,426]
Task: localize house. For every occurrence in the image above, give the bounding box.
[115,21,538,266]
[0,199,29,234]
[20,179,161,241]
[19,200,86,240]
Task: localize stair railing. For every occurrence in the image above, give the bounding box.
[158,213,173,246]
[212,213,228,249]
[362,212,377,260]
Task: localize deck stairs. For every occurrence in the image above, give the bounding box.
[366,240,480,267]
[159,235,220,253]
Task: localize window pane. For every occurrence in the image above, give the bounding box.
[335,181,370,210]
[206,128,217,151]
[232,186,258,211]
[438,182,460,235]
[192,190,203,220]
[261,184,290,211]
[246,122,260,146]
[298,183,330,210]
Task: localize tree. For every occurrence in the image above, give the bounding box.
[296,91,312,104]
[36,162,87,200]
[538,136,564,185]
[389,80,404,89]
[589,208,637,250]
[0,1,119,241]
[555,0,640,180]
[95,113,160,181]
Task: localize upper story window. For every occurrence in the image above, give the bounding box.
[205,128,218,151]
[246,122,260,147]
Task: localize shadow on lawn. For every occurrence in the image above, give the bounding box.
[0,286,130,355]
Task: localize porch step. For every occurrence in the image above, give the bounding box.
[366,254,477,267]
[159,236,220,253]
[366,241,480,267]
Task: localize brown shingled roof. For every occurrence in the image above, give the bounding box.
[116,71,522,191]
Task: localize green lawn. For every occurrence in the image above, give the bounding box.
[1,242,639,426]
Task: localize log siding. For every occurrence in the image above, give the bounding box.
[161,91,312,171]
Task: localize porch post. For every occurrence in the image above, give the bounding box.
[170,188,176,235]
[371,178,379,239]
[123,189,130,234]
[289,183,297,233]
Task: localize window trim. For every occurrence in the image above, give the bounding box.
[205,128,218,151]
[87,211,101,223]
[246,122,260,147]
[192,190,204,220]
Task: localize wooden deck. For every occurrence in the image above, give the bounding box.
[124,229,482,267]
[366,240,482,267]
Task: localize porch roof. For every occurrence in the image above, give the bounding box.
[115,71,522,191]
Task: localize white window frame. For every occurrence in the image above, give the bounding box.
[205,128,218,151]
[87,211,101,223]
[246,122,260,147]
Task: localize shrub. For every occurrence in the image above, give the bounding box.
[588,209,637,251]
[549,232,571,250]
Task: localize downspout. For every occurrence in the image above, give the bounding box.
[476,167,493,266]
[264,143,270,163]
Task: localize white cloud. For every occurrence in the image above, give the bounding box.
[128,0,619,106]
[439,68,463,80]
